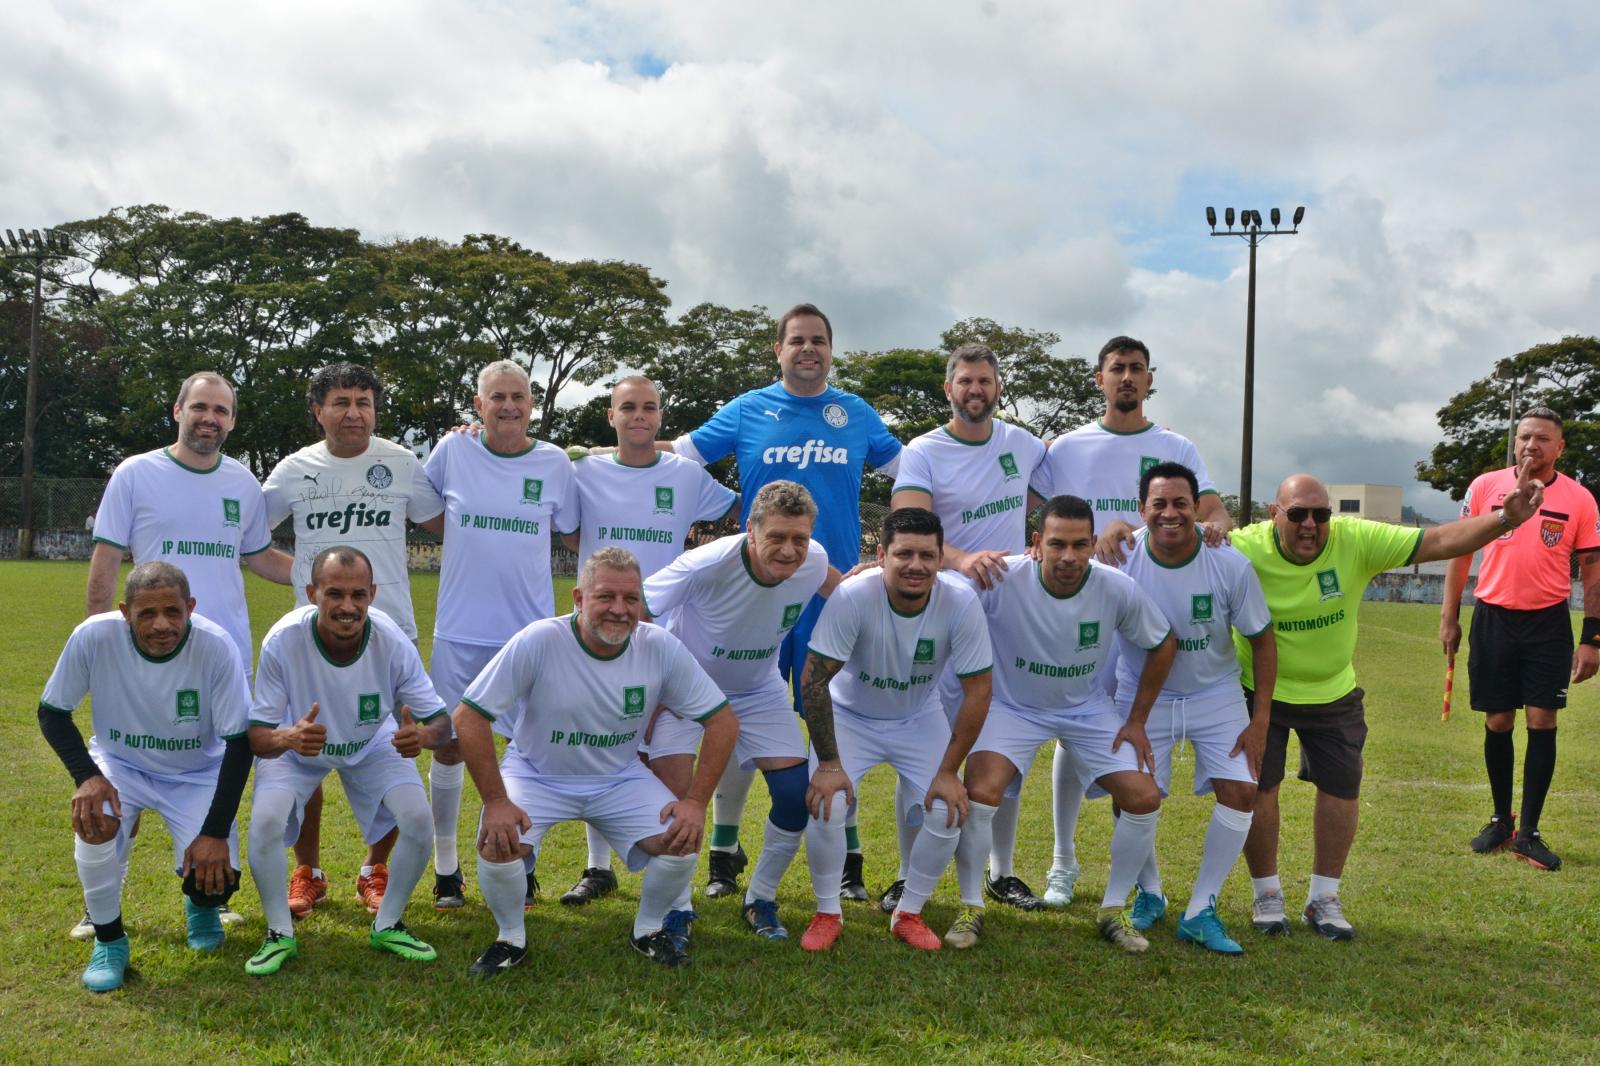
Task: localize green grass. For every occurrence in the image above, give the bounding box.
[3,560,1599,1064]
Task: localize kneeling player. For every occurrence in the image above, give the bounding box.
[39,562,254,991]
[1107,464,1276,953]
[799,508,994,952]
[956,496,1176,953]
[245,546,452,975]
[457,547,738,974]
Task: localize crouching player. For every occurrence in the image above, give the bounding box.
[457,547,738,974]
[245,546,452,975]
[39,562,254,991]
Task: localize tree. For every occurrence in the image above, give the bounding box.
[1415,336,1600,504]
[643,302,778,440]
[832,348,947,442]
[940,317,1101,438]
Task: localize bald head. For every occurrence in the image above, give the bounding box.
[1271,474,1332,561]
[1276,474,1328,507]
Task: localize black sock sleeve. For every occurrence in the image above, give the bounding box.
[200,735,255,840]
[38,705,100,786]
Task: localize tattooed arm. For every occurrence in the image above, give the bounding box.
[801,653,853,820]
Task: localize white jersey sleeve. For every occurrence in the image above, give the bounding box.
[808,582,863,664]
[949,587,995,677]
[642,547,704,621]
[692,468,737,521]
[1228,554,1272,638]
[1179,436,1218,496]
[250,621,295,728]
[460,631,537,733]
[40,621,94,713]
[658,640,731,723]
[406,453,446,522]
[1115,574,1172,651]
[262,455,296,528]
[891,443,935,498]
[91,460,137,550]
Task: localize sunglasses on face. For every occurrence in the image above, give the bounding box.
[1283,507,1333,525]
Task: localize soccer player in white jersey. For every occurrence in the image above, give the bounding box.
[1028,336,1231,908]
[1111,463,1276,953]
[74,371,293,938]
[643,481,839,946]
[798,508,994,952]
[888,342,1048,914]
[261,362,446,919]
[421,360,580,911]
[454,547,739,973]
[954,495,1177,953]
[244,546,452,976]
[557,375,736,906]
[39,563,254,991]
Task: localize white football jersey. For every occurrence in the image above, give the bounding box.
[1030,420,1215,535]
[461,616,729,776]
[250,605,447,769]
[262,438,445,639]
[41,612,249,777]
[978,557,1170,716]
[892,421,1046,554]
[809,570,992,721]
[1115,530,1271,699]
[644,533,828,696]
[93,448,271,667]
[574,453,736,578]
[424,433,579,646]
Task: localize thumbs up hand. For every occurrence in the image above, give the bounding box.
[392,704,423,758]
[284,701,327,757]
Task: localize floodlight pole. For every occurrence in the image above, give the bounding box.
[1207,208,1303,523]
[4,228,71,559]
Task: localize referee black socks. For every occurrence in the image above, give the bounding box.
[1520,727,1557,834]
[1483,726,1515,820]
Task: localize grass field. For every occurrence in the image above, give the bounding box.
[3,560,1599,1064]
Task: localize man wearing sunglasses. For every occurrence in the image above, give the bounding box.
[1231,464,1544,940]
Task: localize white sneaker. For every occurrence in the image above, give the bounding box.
[1251,889,1289,935]
[1042,864,1081,908]
[69,909,95,941]
[1302,894,1356,941]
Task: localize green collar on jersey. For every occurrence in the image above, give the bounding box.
[613,451,663,469]
[1144,529,1201,569]
[740,540,782,588]
[1270,525,1331,568]
[940,424,994,447]
[481,434,536,459]
[129,621,193,663]
[162,447,221,474]
[569,614,630,660]
[1036,559,1090,600]
[885,579,931,617]
[311,611,372,667]
[1094,418,1155,436]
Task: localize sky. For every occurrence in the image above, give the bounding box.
[6,1,1598,518]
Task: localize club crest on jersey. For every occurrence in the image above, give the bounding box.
[1541,518,1565,548]
[781,603,803,630]
[622,685,647,718]
[366,464,393,489]
[523,478,543,504]
[998,452,1020,480]
[1140,456,1160,477]
[358,693,381,724]
[654,486,674,513]
[1316,569,1341,600]
[1078,622,1101,649]
[222,498,241,527]
[823,403,848,428]
[914,638,936,663]
[1191,594,1214,623]
[175,689,200,722]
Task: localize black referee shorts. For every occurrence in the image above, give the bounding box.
[1467,601,1572,712]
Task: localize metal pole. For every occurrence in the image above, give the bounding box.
[1505,379,1517,468]
[18,257,42,559]
[1240,229,1258,523]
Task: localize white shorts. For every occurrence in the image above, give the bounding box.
[1107,687,1255,798]
[497,757,680,872]
[253,745,425,847]
[810,704,950,828]
[644,676,806,770]
[431,638,514,738]
[91,752,240,871]
[973,697,1141,791]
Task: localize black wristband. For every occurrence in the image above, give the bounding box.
[1582,617,1600,648]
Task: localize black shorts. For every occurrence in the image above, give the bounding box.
[1245,687,1367,800]
[1467,601,1572,712]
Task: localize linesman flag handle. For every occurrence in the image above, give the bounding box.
[1442,656,1455,721]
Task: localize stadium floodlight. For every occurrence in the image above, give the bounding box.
[1293,206,1305,226]
[1206,206,1217,228]
[1271,207,1281,227]
[1224,208,1235,227]
[2,229,13,250]
[31,229,43,248]
[1252,210,1265,228]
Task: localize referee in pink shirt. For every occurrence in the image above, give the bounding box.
[1441,407,1600,870]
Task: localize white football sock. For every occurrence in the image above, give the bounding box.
[710,765,755,851]
[247,786,297,937]
[1308,873,1340,905]
[635,853,696,938]
[988,794,1021,879]
[1252,874,1282,896]
[478,855,528,947]
[1186,804,1253,919]
[897,802,961,916]
[1102,809,1159,908]
[584,823,613,870]
[75,836,123,926]
[745,822,803,905]
[894,775,920,879]
[805,798,849,915]
[1135,831,1163,897]
[1051,743,1083,870]
[954,801,998,906]
[429,759,464,876]
[374,785,432,931]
